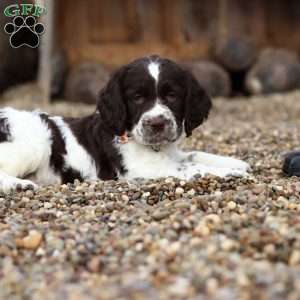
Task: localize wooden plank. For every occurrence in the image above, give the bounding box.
[67,42,210,68]
[136,0,164,41]
[264,0,300,52]
[216,0,266,44]
[161,0,185,45]
[56,0,89,51]
[57,0,210,67]
[90,0,139,43]
[56,0,300,68]
[214,0,264,71]
[182,0,218,43]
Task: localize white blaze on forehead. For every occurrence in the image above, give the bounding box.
[148,62,160,82]
[143,102,175,123]
[144,102,168,117]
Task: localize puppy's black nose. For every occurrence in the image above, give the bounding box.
[143,116,170,132]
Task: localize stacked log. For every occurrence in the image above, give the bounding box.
[214,37,257,73]
[213,37,258,96]
[183,61,231,97]
[246,49,300,95]
[184,47,300,98]
[65,62,110,104]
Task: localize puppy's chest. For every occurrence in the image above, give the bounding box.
[118,142,176,179]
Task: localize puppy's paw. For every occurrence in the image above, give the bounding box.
[225,169,250,178]
[1,178,38,193]
[226,158,251,172]
[15,179,38,192]
[204,167,249,178]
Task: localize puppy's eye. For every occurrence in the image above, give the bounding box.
[166,92,176,102]
[133,93,145,104]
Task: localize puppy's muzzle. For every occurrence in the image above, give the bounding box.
[142,115,172,134]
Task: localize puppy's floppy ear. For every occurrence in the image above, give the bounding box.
[97,66,128,136]
[184,71,212,137]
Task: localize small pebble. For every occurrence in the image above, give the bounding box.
[175,187,184,196]
[152,210,170,221]
[16,230,43,250]
[121,194,129,202]
[289,250,300,266]
[227,201,237,210]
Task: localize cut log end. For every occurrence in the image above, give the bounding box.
[182,60,231,97]
[214,37,257,72]
[246,48,300,95]
[65,62,110,104]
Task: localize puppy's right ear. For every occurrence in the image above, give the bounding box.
[97,66,128,136]
[184,70,212,137]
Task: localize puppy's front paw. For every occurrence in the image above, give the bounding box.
[225,169,249,178]
[228,158,251,172]
[205,167,249,178]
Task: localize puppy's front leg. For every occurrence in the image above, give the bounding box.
[180,151,250,174]
[178,161,248,179]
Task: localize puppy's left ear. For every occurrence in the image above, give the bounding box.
[97,66,128,136]
[184,71,212,137]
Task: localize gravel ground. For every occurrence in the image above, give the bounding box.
[2,91,300,300]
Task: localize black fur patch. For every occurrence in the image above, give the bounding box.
[39,114,83,183]
[0,117,11,142]
[66,114,126,180]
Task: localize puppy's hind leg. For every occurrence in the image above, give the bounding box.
[0,142,40,193]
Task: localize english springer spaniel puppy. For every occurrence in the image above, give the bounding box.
[0,55,249,193]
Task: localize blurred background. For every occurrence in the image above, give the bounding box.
[1,0,300,105]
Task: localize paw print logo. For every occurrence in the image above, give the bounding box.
[4,16,45,48]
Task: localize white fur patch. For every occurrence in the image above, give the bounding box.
[148,62,160,82]
[0,108,56,191]
[118,142,177,179]
[143,102,170,118]
[0,108,53,178]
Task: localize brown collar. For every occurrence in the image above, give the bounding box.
[118,133,129,144]
[117,133,161,152]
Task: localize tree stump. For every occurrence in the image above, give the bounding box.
[65,62,110,104]
[246,48,300,95]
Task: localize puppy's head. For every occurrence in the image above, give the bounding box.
[98,55,212,145]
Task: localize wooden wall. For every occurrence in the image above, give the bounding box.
[56,0,300,68]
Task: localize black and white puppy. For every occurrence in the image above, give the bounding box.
[0,55,249,193]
